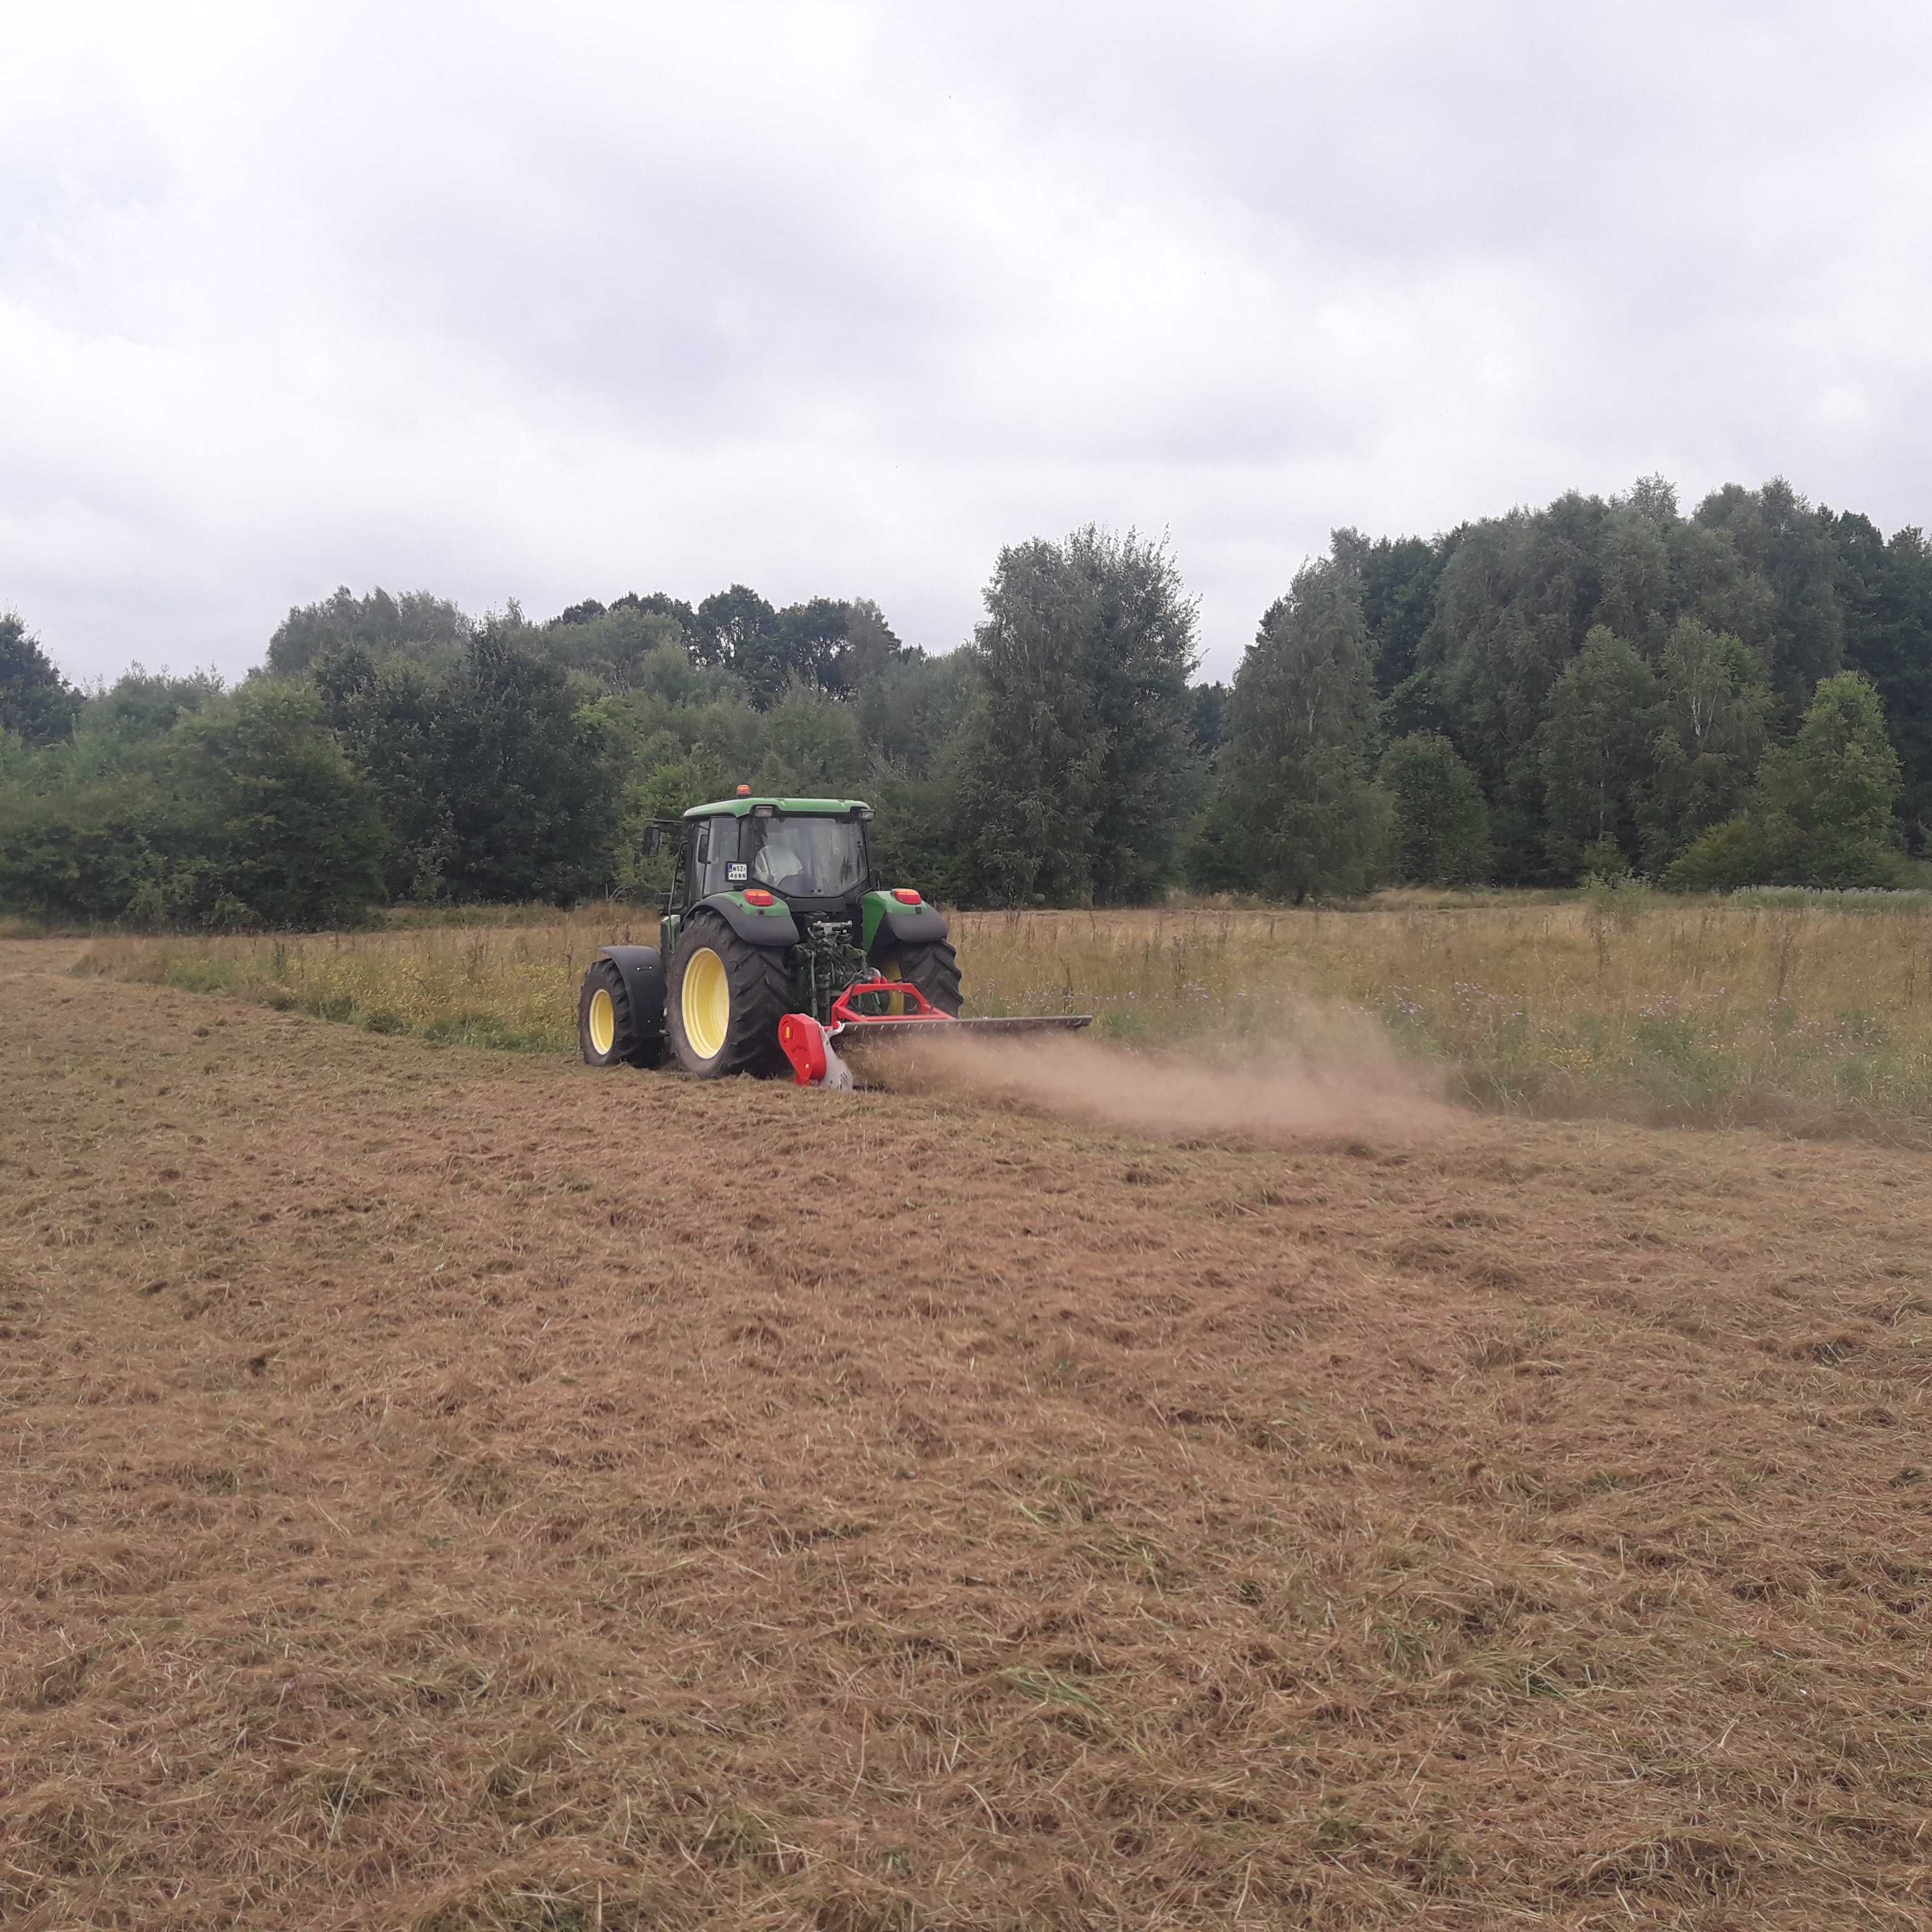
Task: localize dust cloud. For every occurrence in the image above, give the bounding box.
[857,1009,1457,1142]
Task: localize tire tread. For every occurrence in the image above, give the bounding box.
[872,937,963,1015]
[668,912,793,1077]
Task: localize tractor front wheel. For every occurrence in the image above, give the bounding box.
[666,912,793,1077]
[869,937,963,1016]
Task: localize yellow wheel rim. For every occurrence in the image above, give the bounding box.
[683,947,730,1059]
[588,986,615,1056]
[876,954,907,1016]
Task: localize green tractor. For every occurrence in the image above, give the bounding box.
[577,791,1089,1084]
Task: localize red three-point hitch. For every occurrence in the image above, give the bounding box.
[828,980,947,1027]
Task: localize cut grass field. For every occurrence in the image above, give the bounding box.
[4,935,1931,1929]
[76,888,1932,1143]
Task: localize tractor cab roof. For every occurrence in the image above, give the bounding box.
[682,796,871,818]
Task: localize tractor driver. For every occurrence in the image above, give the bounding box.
[750,826,810,895]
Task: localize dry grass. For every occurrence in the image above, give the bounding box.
[958,888,1932,1141]
[4,935,1932,1929]
[69,915,665,1052]
[74,887,1932,1142]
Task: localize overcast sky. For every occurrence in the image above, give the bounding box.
[5,1,1930,686]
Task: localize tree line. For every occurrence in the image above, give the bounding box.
[3,473,1928,927]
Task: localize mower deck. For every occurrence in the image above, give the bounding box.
[776,977,1093,1085]
[830,1014,1094,1040]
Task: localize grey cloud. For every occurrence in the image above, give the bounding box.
[3,0,1929,685]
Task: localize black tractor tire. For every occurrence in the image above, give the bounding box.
[868,936,963,1016]
[578,958,664,1069]
[665,910,793,1078]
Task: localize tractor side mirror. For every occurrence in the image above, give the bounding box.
[641,826,662,857]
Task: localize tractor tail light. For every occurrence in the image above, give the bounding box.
[744,888,775,907]
[892,888,921,905]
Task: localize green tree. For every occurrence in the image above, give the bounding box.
[1667,672,1901,890]
[1660,813,1771,892]
[0,683,385,927]
[1358,534,1446,698]
[770,597,853,699]
[693,584,778,678]
[541,602,688,691]
[1537,628,1657,877]
[1213,549,1388,902]
[78,666,225,745]
[434,625,611,902]
[266,586,472,678]
[314,647,462,900]
[952,526,1199,905]
[1379,733,1491,885]
[866,753,970,905]
[685,591,889,706]
[841,599,905,688]
[854,649,977,775]
[1837,517,1932,847]
[1188,681,1228,753]
[1756,671,1901,885]
[1664,511,1776,649]
[1414,497,1608,879]
[0,763,187,925]
[609,590,700,634]
[1594,481,1676,656]
[1,613,81,745]
[1694,480,1843,710]
[1639,619,1769,868]
[175,682,388,926]
[751,684,868,794]
[609,754,730,903]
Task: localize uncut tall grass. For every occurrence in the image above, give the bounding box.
[74,888,1932,1142]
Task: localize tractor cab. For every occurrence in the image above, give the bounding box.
[670,795,875,920]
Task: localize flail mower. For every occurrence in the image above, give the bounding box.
[577,791,1091,1085]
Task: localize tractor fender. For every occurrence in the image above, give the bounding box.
[598,945,667,1039]
[691,892,801,947]
[863,893,950,952]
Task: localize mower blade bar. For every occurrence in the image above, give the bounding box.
[840,1015,1093,1039]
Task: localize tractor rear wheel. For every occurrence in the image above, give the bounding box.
[869,937,963,1016]
[578,959,663,1069]
[666,912,792,1077]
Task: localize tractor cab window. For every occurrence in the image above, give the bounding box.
[691,815,740,897]
[748,815,867,900]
